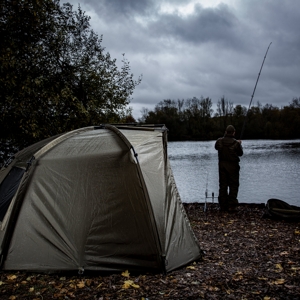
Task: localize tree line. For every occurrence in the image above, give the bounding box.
[0,0,140,166]
[140,97,300,141]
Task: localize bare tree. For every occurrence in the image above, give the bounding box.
[216,96,234,117]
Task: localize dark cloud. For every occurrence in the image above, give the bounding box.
[79,0,157,19]
[63,0,300,118]
[150,4,242,48]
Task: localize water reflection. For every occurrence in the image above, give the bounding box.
[168,139,300,206]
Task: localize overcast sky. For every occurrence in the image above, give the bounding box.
[64,0,300,119]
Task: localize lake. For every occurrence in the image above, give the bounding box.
[168,139,300,206]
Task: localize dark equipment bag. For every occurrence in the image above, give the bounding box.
[265,198,300,222]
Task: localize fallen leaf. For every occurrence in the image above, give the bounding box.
[121,270,130,278]
[122,280,140,289]
[274,278,285,285]
[208,286,219,292]
[29,287,34,292]
[186,266,196,270]
[7,275,17,281]
[232,272,243,281]
[252,291,261,294]
[53,293,64,298]
[54,283,63,289]
[85,279,92,286]
[123,280,133,289]
[280,251,289,256]
[77,281,85,288]
[285,284,297,289]
[275,264,283,272]
[96,282,103,289]
[258,277,268,281]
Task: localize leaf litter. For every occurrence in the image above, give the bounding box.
[0,203,299,299]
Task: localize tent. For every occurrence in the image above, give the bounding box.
[0,124,202,273]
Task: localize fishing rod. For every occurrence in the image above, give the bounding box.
[204,172,209,213]
[240,42,272,139]
[204,171,214,214]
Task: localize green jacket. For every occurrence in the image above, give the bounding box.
[215,135,243,162]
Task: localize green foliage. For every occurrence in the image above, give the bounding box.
[141,97,214,140]
[0,0,140,165]
[142,97,300,141]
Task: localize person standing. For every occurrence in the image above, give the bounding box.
[215,125,243,211]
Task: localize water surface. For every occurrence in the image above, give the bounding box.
[168,140,300,206]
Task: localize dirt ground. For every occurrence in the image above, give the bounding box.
[0,203,300,299]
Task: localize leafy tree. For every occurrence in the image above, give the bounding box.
[245,106,264,139]
[0,0,141,166]
[184,97,214,138]
[141,97,300,140]
[281,100,300,138]
[233,105,247,118]
[184,97,202,138]
[152,99,184,140]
